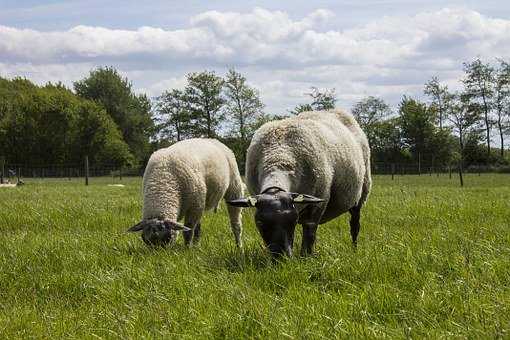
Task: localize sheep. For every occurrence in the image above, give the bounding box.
[128,138,244,248]
[227,109,371,257]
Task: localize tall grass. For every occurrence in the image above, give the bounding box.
[0,175,509,338]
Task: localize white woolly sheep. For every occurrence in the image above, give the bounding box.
[128,138,244,247]
[227,109,371,257]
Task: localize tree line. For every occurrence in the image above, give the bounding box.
[351,58,510,172]
[0,58,509,174]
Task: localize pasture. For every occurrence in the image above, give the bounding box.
[0,174,509,338]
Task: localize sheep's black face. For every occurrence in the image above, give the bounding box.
[141,223,175,247]
[227,187,324,257]
[127,219,189,247]
[254,191,298,257]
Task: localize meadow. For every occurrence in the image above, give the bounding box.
[0,174,509,339]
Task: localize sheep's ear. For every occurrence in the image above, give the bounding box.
[291,193,325,204]
[227,197,257,207]
[128,221,147,232]
[163,220,191,232]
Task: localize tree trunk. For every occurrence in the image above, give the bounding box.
[459,133,464,187]
[482,94,491,157]
[497,117,504,157]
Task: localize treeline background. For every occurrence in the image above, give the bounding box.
[0,58,509,174]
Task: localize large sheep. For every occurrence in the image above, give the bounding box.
[228,109,371,257]
[128,138,244,247]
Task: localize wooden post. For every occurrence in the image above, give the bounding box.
[85,156,89,186]
[418,152,421,176]
[459,161,464,187]
[119,166,122,181]
[449,165,452,179]
[0,156,4,184]
[17,167,21,183]
[391,163,395,180]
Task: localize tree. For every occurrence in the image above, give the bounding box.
[351,96,392,148]
[0,77,132,167]
[494,60,510,157]
[155,89,191,142]
[308,87,337,110]
[74,67,154,164]
[369,118,406,163]
[424,76,451,130]
[398,96,437,165]
[448,92,482,186]
[224,69,264,142]
[289,87,336,114]
[185,71,225,138]
[463,58,495,157]
[223,69,264,170]
[289,103,313,115]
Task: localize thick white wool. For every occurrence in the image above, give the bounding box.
[142,138,244,229]
[245,109,371,224]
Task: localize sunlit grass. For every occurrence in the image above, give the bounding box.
[0,174,509,338]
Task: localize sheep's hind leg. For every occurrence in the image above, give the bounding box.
[226,203,243,248]
[349,205,361,247]
[192,222,201,244]
[183,225,193,247]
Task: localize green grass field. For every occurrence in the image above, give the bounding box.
[0,174,509,339]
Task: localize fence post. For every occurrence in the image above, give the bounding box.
[119,166,122,181]
[0,156,4,184]
[449,165,452,179]
[418,152,421,176]
[17,167,21,183]
[391,163,395,180]
[85,156,89,186]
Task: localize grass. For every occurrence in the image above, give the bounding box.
[0,174,509,339]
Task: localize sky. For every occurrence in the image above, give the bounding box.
[1,0,510,114]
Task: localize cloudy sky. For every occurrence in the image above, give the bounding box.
[1,0,510,114]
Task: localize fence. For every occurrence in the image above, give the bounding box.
[0,156,144,185]
[0,158,508,185]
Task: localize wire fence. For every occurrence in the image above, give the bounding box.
[0,158,508,185]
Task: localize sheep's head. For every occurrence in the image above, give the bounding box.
[127,219,190,247]
[227,187,324,257]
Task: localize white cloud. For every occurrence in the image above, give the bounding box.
[1,7,509,112]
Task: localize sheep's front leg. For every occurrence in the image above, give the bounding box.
[301,222,318,256]
[226,204,243,248]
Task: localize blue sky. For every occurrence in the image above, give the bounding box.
[1,0,510,114]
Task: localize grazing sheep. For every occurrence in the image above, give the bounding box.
[128,138,244,247]
[228,109,371,257]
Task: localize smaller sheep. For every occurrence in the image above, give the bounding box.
[128,138,244,247]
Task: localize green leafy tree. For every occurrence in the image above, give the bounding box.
[448,92,483,186]
[223,69,264,169]
[351,96,392,148]
[74,67,154,164]
[369,118,406,163]
[71,101,133,166]
[289,103,313,115]
[494,60,510,157]
[185,71,225,138]
[290,87,336,114]
[308,87,337,110]
[424,76,451,130]
[463,58,495,157]
[398,96,438,165]
[224,69,264,142]
[0,77,132,167]
[155,89,191,142]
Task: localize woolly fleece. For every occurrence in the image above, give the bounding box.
[141,138,244,242]
[245,109,371,224]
